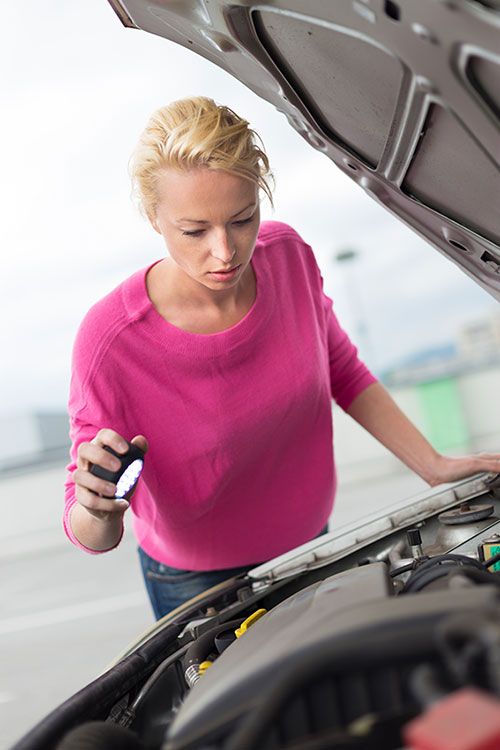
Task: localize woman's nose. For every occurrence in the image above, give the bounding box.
[211,232,236,263]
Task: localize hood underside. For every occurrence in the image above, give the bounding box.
[108,0,500,300]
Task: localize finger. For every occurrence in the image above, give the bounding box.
[76,442,122,473]
[75,485,129,515]
[478,456,500,473]
[131,434,148,453]
[72,467,117,499]
[481,455,500,465]
[460,455,500,478]
[91,429,130,454]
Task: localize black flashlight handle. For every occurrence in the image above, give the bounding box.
[90,441,145,485]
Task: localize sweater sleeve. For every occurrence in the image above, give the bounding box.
[322,290,377,411]
[63,313,125,555]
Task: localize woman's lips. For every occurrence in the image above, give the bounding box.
[208,264,241,281]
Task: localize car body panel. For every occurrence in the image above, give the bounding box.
[108,0,500,298]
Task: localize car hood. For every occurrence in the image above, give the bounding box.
[108,0,500,300]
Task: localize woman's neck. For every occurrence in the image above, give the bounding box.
[146,258,256,333]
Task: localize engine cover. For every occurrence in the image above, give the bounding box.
[165,562,500,749]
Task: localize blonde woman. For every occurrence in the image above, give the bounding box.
[64,97,500,620]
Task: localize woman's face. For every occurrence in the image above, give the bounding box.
[151,167,260,292]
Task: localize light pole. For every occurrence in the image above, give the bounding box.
[334,248,374,368]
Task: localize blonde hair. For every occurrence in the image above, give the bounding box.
[130,96,274,219]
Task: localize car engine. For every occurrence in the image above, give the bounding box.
[134,492,500,750]
[17,482,500,750]
[163,556,500,750]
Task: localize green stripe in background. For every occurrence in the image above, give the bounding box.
[417,378,470,454]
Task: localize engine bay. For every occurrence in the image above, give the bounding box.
[17,475,500,750]
[113,478,500,750]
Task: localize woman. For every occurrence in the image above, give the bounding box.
[64,96,500,620]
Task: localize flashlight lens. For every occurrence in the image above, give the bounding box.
[115,459,144,498]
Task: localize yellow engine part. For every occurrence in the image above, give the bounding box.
[235,608,267,638]
[198,660,213,675]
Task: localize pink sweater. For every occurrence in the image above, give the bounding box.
[64,221,376,569]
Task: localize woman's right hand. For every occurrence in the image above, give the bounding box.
[73,429,148,520]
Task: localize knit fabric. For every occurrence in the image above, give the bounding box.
[64,221,376,569]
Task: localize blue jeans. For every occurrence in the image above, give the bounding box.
[138,524,329,621]
[138,547,252,620]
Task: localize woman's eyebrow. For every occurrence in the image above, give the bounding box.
[178,202,257,224]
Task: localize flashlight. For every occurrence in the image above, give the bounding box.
[90,441,145,499]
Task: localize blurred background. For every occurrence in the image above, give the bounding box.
[1,1,499,746]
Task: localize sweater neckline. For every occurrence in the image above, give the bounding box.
[123,245,271,355]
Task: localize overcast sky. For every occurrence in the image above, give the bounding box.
[1,1,497,416]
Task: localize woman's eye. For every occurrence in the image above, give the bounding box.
[181,215,254,237]
[182,229,205,237]
[233,215,254,226]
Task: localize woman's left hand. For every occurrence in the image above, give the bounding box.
[427,452,500,486]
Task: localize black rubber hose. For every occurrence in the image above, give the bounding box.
[483,550,500,569]
[435,613,500,695]
[55,721,144,750]
[389,561,416,578]
[129,643,189,715]
[412,553,485,573]
[402,554,485,593]
[182,618,244,672]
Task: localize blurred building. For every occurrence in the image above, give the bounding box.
[457,313,500,364]
[384,312,500,387]
[0,412,69,473]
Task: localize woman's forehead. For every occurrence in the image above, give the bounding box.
[156,167,258,219]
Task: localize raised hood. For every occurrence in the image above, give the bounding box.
[108,0,500,299]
